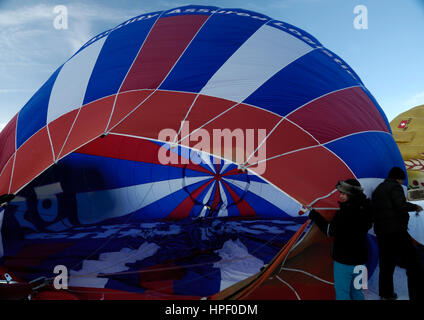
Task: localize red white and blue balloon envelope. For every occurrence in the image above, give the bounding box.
[0,6,403,299]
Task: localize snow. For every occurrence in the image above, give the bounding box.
[365,265,409,300]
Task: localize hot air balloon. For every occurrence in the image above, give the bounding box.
[0,5,404,300]
[390,105,424,191]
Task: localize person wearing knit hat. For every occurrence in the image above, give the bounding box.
[308,178,373,300]
[372,166,424,300]
[336,179,364,196]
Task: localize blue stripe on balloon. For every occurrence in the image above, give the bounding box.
[225,172,263,183]
[16,67,62,148]
[243,49,360,117]
[83,15,160,105]
[59,153,208,192]
[159,10,269,93]
[325,132,405,179]
[73,10,164,57]
[183,168,212,178]
[162,5,219,17]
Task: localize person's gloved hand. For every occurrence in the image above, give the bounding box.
[415,205,423,216]
[308,209,319,221]
[0,194,15,208]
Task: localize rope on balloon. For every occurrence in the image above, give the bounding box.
[297,188,340,216]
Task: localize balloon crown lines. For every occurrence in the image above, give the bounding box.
[157,121,267,175]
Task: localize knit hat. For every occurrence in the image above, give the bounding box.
[336,179,363,196]
[387,166,406,180]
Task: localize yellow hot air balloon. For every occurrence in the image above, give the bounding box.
[390,104,424,196]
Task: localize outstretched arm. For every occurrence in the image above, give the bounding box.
[390,184,420,212]
[309,209,331,237]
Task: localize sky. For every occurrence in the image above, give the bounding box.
[1,0,424,131]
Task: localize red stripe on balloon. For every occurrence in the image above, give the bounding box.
[0,155,14,195]
[10,127,53,194]
[75,134,211,174]
[140,280,175,295]
[182,95,239,142]
[59,96,115,159]
[48,109,79,159]
[185,104,280,163]
[287,87,390,144]
[256,146,354,206]
[107,90,153,131]
[253,119,318,161]
[111,90,196,141]
[0,113,17,172]
[221,168,240,176]
[120,15,208,91]
[221,180,256,217]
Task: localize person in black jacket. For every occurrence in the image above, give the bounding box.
[307,179,373,300]
[371,166,424,300]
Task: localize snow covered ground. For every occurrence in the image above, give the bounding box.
[365,200,424,300]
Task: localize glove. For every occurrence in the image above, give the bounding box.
[0,194,15,208]
[308,209,318,221]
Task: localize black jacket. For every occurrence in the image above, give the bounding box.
[371,178,418,235]
[309,193,373,265]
